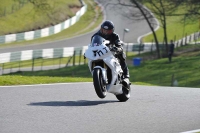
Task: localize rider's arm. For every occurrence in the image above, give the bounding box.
[113,33,123,52]
[113,33,122,47]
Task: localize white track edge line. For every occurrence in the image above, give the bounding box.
[180,129,200,133]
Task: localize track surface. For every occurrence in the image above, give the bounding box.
[0,0,151,53]
[1,83,200,133]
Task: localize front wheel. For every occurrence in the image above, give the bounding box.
[93,68,107,99]
[116,83,131,102]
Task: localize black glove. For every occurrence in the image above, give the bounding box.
[115,40,124,47]
[112,47,123,53]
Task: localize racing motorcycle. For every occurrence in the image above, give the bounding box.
[84,35,131,102]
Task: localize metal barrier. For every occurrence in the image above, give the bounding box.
[0,47,87,75]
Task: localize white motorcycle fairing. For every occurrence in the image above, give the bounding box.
[85,42,123,95]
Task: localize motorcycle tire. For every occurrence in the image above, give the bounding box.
[93,68,107,99]
[116,84,131,102]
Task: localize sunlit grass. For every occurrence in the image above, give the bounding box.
[143,4,199,42]
[1,45,200,88]
[0,0,81,35]
[0,0,103,48]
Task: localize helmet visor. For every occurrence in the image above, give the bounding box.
[101,28,113,35]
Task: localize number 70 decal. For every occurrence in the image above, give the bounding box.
[93,47,108,57]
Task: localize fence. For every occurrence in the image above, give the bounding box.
[1,30,200,73]
[0,41,199,68]
[0,43,150,76]
[148,31,200,48]
[0,46,87,75]
[0,30,200,87]
[0,43,146,73]
[0,42,200,87]
[124,31,200,56]
[131,31,200,58]
[174,31,200,47]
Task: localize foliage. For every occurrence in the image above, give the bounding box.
[116,0,200,58]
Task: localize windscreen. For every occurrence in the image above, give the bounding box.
[91,35,104,47]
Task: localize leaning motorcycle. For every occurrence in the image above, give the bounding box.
[84,35,131,102]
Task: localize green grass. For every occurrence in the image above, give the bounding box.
[1,55,87,69]
[129,57,200,87]
[0,75,92,85]
[0,0,81,35]
[0,0,102,48]
[0,0,29,16]
[0,65,92,85]
[1,44,200,87]
[128,44,200,88]
[0,0,19,8]
[143,8,199,42]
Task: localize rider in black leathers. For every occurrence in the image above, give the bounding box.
[91,20,130,81]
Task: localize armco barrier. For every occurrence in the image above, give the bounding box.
[0,46,88,64]
[2,38,200,64]
[0,0,87,44]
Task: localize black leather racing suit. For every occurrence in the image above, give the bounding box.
[91,31,130,78]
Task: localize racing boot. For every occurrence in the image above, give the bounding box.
[119,58,131,85]
[121,66,131,90]
[122,65,131,85]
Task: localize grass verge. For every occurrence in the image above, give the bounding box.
[0,0,103,48]
[1,55,87,69]
[143,8,199,42]
[0,0,81,35]
[0,65,92,85]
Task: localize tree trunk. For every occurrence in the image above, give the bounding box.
[133,1,161,58]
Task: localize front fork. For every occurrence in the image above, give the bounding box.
[88,60,108,85]
[93,66,108,85]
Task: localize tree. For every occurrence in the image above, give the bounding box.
[165,0,200,22]
[113,0,199,58]
[111,0,161,58]
[184,0,200,16]
[139,0,179,56]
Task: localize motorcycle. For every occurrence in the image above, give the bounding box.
[84,35,131,102]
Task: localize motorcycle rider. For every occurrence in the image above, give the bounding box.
[91,20,130,82]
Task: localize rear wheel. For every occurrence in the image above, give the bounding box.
[93,68,107,98]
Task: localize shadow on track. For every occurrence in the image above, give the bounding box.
[28,100,118,107]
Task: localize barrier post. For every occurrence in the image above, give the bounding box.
[79,50,82,65]
[59,56,62,69]
[73,51,76,66]
[32,58,35,71]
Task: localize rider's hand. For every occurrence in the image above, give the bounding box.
[112,47,122,53]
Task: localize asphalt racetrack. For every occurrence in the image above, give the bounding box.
[1,83,200,133]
